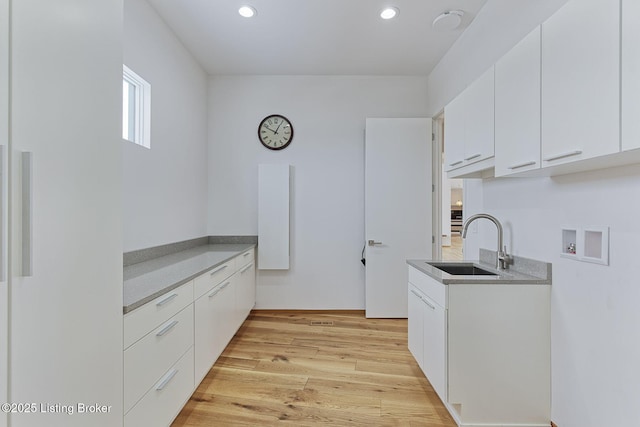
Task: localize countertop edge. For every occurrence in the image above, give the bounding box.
[123,243,256,314]
[407,258,551,285]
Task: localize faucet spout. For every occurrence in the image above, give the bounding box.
[461,213,511,270]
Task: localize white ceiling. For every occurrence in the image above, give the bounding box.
[146,0,489,76]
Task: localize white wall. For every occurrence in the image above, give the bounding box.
[123,0,208,251]
[207,75,428,309]
[429,1,640,425]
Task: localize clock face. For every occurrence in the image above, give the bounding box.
[258,115,293,150]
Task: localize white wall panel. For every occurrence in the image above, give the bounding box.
[258,164,290,270]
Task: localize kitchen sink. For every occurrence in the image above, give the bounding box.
[426,262,498,276]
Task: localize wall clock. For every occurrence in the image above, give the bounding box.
[258,114,293,150]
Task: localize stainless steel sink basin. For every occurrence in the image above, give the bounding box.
[426,262,498,276]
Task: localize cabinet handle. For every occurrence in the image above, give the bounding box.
[240,263,254,274]
[543,150,582,162]
[210,264,228,276]
[0,146,5,281]
[220,281,230,289]
[410,289,422,298]
[208,288,220,298]
[155,368,179,391]
[156,293,178,307]
[508,160,536,170]
[21,152,33,277]
[243,252,251,257]
[448,160,463,167]
[464,153,482,161]
[155,320,179,337]
[421,297,436,310]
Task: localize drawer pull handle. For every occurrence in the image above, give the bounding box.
[508,160,536,170]
[448,160,463,167]
[156,293,178,307]
[155,368,179,391]
[410,289,422,298]
[543,150,582,162]
[464,153,482,161]
[421,297,436,310]
[240,263,254,274]
[210,264,228,276]
[209,282,229,297]
[243,252,251,257]
[156,320,179,337]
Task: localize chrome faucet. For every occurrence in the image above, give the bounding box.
[462,213,512,270]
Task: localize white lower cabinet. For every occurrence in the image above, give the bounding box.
[125,304,194,413]
[124,247,256,426]
[408,266,550,427]
[408,284,446,402]
[124,347,195,427]
[194,274,235,382]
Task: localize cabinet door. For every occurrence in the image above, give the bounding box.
[495,26,541,176]
[422,295,446,403]
[622,0,640,151]
[408,285,425,370]
[463,66,495,165]
[542,0,620,166]
[195,282,227,382]
[8,1,123,426]
[444,94,466,171]
[237,259,256,322]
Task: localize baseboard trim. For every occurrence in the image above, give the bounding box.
[251,309,366,315]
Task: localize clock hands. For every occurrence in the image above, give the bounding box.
[273,121,284,135]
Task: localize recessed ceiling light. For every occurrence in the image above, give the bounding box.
[380,7,399,20]
[238,5,256,18]
[432,10,464,31]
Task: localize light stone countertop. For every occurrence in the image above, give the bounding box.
[407,249,551,285]
[123,243,256,314]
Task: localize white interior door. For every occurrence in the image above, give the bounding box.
[365,118,432,318]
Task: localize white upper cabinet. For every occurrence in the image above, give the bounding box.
[463,66,495,164]
[541,0,620,166]
[622,0,640,151]
[444,66,495,176]
[495,26,541,177]
[444,94,466,171]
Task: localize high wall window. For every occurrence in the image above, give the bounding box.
[122,65,151,148]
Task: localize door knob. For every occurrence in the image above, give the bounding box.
[368,240,383,246]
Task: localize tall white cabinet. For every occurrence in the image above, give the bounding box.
[622,0,640,151]
[541,0,620,166]
[2,1,124,426]
[494,26,541,177]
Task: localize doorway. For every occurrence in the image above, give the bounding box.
[434,114,464,261]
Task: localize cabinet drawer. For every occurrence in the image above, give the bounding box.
[408,266,446,308]
[124,281,193,349]
[124,304,194,414]
[194,260,235,299]
[237,248,255,268]
[124,346,194,427]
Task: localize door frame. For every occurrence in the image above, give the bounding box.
[432,113,445,260]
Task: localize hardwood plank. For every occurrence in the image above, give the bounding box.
[172,310,456,427]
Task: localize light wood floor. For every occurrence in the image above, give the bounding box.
[173,310,456,426]
[442,235,463,261]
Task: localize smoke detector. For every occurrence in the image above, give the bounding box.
[432,10,464,31]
